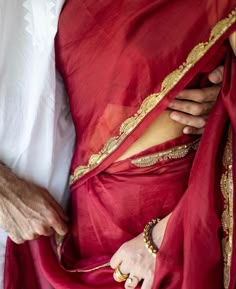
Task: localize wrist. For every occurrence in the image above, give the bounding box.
[152,213,172,249]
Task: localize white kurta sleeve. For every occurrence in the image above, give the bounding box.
[0,1,75,287]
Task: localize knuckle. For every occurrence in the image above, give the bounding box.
[196,91,205,102]
[147,267,154,276]
[197,119,206,128]
[190,105,202,116]
[9,235,24,244]
[22,232,35,241]
[128,256,137,266]
[47,213,58,226]
[120,242,129,253]
[135,252,142,262]
[37,225,52,236]
[182,117,192,126]
[36,224,45,234]
[202,104,211,115]
[14,239,24,244]
[192,118,205,129]
[109,259,116,269]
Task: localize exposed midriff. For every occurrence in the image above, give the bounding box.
[116,109,185,161]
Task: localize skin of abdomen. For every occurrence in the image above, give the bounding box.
[116,110,185,161]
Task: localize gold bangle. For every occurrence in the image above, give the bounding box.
[143,218,161,257]
[113,265,129,282]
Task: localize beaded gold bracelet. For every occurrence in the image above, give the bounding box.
[143,218,161,257]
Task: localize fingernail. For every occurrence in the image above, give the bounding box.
[183,127,191,134]
[210,71,221,83]
[168,102,174,108]
[170,112,180,121]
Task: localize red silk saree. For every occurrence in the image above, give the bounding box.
[4,1,236,289]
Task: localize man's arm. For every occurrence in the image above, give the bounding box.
[168,66,224,134]
[0,163,68,244]
[171,31,236,134]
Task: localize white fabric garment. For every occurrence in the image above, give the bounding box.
[0,1,75,287]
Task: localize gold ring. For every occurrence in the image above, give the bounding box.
[113,265,129,282]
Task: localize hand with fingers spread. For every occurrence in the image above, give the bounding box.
[0,163,68,244]
[168,65,224,134]
[110,215,171,289]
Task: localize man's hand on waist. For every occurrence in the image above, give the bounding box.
[168,65,224,134]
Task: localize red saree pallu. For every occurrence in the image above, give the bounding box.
[4,1,236,289]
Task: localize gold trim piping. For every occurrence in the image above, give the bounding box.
[221,128,234,289]
[55,234,110,272]
[75,262,110,273]
[131,138,199,168]
[70,8,236,185]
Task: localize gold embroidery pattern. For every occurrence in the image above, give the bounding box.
[70,8,236,186]
[221,129,234,289]
[55,234,64,257]
[131,139,199,168]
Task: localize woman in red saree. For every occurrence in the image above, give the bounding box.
[4,1,236,289]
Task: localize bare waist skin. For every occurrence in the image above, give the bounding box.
[116,110,186,161]
[117,32,236,162]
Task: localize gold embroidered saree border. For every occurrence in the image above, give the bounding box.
[70,8,236,186]
[131,138,199,168]
[221,128,234,289]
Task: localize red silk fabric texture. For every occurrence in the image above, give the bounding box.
[4,1,236,289]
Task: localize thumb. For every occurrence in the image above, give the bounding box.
[208,65,224,84]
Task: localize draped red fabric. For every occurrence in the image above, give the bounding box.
[4,1,236,289]
[153,52,236,289]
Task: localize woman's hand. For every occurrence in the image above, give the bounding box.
[110,214,171,289]
[0,164,68,244]
[168,66,224,134]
